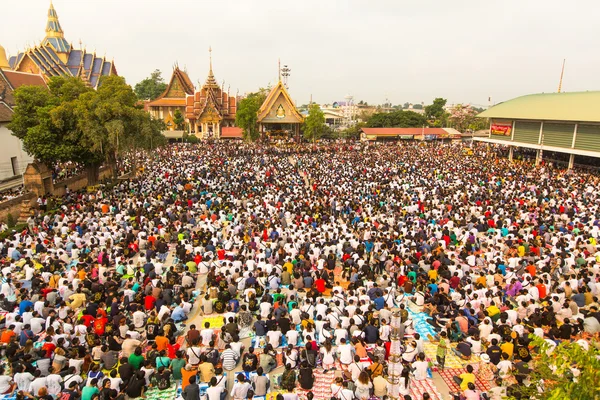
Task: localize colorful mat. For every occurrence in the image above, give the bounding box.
[422,342,481,369]
[295,369,336,400]
[438,367,494,393]
[145,383,179,400]
[409,378,444,400]
[407,308,438,340]
[202,315,226,329]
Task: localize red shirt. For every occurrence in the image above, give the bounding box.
[315,279,326,293]
[144,295,156,311]
[80,314,95,327]
[536,284,546,299]
[94,317,108,335]
[42,342,56,358]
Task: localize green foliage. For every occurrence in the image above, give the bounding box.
[340,123,365,139]
[236,89,267,142]
[425,97,449,127]
[8,76,165,177]
[184,134,200,144]
[303,104,326,141]
[412,103,423,110]
[173,109,185,130]
[134,69,167,100]
[366,110,427,128]
[507,336,600,400]
[6,213,15,228]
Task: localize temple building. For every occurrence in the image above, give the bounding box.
[0,66,47,182]
[185,49,238,139]
[5,1,117,87]
[146,66,194,131]
[257,79,303,140]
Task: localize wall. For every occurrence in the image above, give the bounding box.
[0,123,34,181]
[0,165,113,223]
[0,193,34,224]
[52,167,112,197]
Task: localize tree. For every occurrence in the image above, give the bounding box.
[235,89,267,142]
[8,77,95,169]
[412,103,423,110]
[447,104,479,132]
[134,69,167,100]
[507,336,600,400]
[366,110,427,128]
[425,97,448,127]
[303,104,326,141]
[9,75,165,184]
[173,109,185,130]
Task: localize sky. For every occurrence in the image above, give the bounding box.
[2,0,599,107]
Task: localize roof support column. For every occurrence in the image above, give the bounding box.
[572,123,578,148]
[508,146,513,162]
[568,154,575,169]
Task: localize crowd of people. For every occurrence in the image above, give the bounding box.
[0,141,597,400]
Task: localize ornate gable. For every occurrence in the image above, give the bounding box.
[257,80,303,124]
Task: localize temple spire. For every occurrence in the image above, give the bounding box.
[205,46,218,87]
[42,0,71,53]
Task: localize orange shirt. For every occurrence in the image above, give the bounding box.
[0,330,16,344]
[78,269,86,280]
[155,335,169,351]
[181,368,197,390]
[101,204,109,214]
[526,265,536,277]
[536,284,546,299]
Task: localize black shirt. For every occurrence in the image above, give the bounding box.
[486,345,502,365]
[278,317,291,334]
[118,363,134,383]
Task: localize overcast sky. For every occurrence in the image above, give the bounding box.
[3,0,599,107]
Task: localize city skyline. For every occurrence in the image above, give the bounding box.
[2,0,599,107]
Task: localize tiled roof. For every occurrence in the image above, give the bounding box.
[147,98,187,107]
[2,70,46,89]
[221,127,243,138]
[361,127,452,136]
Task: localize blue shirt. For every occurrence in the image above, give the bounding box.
[19,300,33,315]
[373,296,385,310]
[172,307,186,321]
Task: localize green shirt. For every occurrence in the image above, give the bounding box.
[437,338,447,357]
[129,353,145,370]
[171,358,187,380]
[82,386,99,400]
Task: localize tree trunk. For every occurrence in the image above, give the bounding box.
[86,164,100,186]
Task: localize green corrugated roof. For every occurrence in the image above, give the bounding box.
[478,91,600,123]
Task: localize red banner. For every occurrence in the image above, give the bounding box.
[491,124,512,136]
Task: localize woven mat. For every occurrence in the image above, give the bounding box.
[438,367,494,393]
[295,369,336,400]
[410,378,444,400]
[145,383,179,400]
[407,308,438,340]
[423,342,481,369]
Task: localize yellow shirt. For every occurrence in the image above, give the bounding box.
[459,372,475,391]
[500,342,514,358]
[428,269,438,281]
[487,305,500,317]
[283,262,293,274]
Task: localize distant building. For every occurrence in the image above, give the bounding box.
[146,66,195,131]
[476,91,600,168]
[0,69,47,182]
[257,80,303,140]
[185,49,238,139]
[360,127,462,142]
[5,1,117,87]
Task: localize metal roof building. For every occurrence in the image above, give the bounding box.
[475,91,600,168]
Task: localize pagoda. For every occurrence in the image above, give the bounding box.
[146,65,195,131]
[185,48,238,139]
[6,1,117,87]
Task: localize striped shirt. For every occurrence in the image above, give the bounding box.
[220,348,238,371]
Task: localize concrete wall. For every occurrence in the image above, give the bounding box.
[0,123,34,181]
